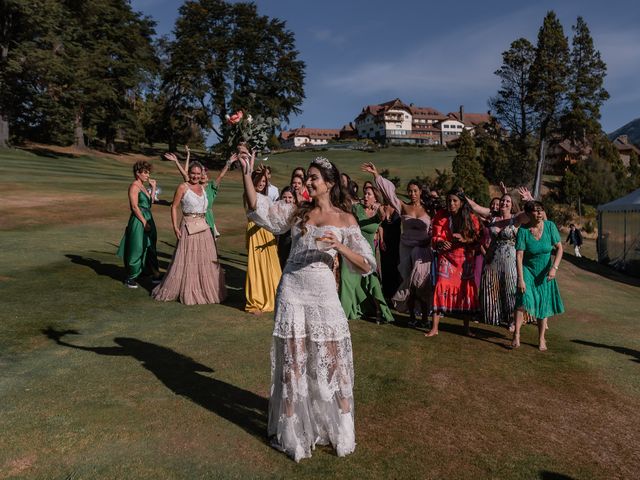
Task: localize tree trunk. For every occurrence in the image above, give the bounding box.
[106,135,115,153]
[74,109,86,149]
[533,138,546,199]
[0,113,8,148]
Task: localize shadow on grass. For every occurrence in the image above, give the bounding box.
[21,146,77,159]
[65,254,162,293]
[42,328,268,442]
[572,339,640,364]
[539,471,575,479]
[218,260,249,312]
[563,254,640,288]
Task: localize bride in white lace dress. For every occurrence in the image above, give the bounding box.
[236,155,376,462]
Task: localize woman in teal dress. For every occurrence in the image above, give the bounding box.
[513,201,564,351]
[116,160,160,288]
[340,185,394,323]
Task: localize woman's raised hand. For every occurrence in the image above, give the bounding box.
[361,162,378,176]
[184,145,190,161]
[226,153,238,168]
[164,152,178,162]
[518,186,533,202]
[499,181,509,195]
[148,178,157,188]
[250,148,257,172]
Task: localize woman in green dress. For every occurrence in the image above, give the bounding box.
[339,185,394,323]
[116,160,160,288]
[513,201,564,351]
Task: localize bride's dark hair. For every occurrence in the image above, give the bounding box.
[294,157,351,235]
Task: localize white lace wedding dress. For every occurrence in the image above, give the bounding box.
[248,195,376,462]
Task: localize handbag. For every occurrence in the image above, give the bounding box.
[184,216,210,235]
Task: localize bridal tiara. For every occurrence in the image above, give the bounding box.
[312,156,332,170]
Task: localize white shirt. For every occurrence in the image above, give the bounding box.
[267,183,280,202]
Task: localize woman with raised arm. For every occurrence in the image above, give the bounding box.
[237,155,375,462]
[201,160,231,239]
[466,187,535,330]
[362,162,433,325]
[379,204,402,299]
[117,161,161,288]
[244,166,282,314]
[164,145,191,181]
[339,184,394,324]
[165,146,229,239]
[152,161,226,305]
[427,188,482,337]
[512,201,564,351]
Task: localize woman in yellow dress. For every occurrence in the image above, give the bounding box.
[243,151,282,314]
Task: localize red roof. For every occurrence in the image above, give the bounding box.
[409,106,446,120]
[447,112,492,127]
[282,128,340,140]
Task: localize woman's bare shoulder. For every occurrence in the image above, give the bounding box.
[339,210,358,227]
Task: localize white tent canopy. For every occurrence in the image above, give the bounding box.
[598,188,640,212]
[597,188,640,276]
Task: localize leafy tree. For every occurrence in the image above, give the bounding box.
[452,129,489,204]
[60,0,158,150]
[0,0,66,147]
[561,17,609,142]
[527,11,570,197]
[164,0,305,145]
[421,168,455,194]
[561,134,628,205]
[489,38,537,141]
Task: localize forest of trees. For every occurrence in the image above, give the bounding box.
[0,0,305,152]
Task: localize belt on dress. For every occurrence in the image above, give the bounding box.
[183,213,206,218]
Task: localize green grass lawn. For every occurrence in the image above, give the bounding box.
[1,147,639,479]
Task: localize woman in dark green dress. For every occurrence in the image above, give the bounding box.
[116,161,160,288]
[513,201,564,351]
[340,185,394,323]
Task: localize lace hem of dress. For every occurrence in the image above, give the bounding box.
[272,302,352,341]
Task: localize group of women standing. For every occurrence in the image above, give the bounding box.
[357,161,565,348]
[117,150,228,305]
[116,150,566,463]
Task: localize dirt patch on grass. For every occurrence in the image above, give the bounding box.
[1,454,37,479]
[0,186,124,230]
[21,142,158,166]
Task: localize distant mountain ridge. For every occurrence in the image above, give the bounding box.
[609,118,640,145]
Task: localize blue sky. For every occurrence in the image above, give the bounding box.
[131,0,640,134]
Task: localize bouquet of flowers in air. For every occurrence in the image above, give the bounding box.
[225,110,280,154]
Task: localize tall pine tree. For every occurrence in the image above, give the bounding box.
[561,16,609,142]
[527,11,570,198]
[489,38,536,141]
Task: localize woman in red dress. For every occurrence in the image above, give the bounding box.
[426,188,481,337]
